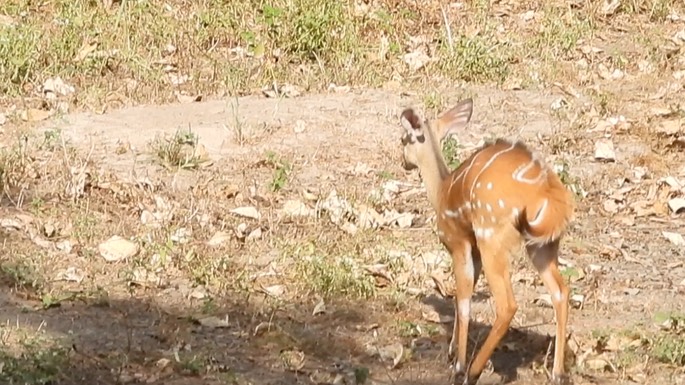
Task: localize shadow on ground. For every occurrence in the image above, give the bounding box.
[0,260,562,385]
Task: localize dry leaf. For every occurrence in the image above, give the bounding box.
[655,120,682,135]
[261,284,286,298]
[207,231,232,247]
[230,206,261,220]
[281,200,314,218]
[20,108,52,122]
[98,235,139,262]
[594,139,616,161]
[377,342,405,369]
[668,198,685,213]
[293,119,306,133]
[55,267,85,283]
[280,349,306,371]
[662,231,685,246]
[197,316,230,328]
[73,41,98,62]
[421,308,454,324]
[312,298,326,315]
[403,50,433,72]
[599,0,620,16]
[603,199,619,213]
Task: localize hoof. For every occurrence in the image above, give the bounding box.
[450,371,468,385]
[550,373,572,385]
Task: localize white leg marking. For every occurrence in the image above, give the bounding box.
[457,298,471,318]
[498,199,505,208]
[469,143,516,198]
[529,198,549,226]
[486,182,493,190]
[463,242,474,279]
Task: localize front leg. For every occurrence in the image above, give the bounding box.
[448,241,479,382]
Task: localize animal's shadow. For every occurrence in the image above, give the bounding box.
[422,292,567,384]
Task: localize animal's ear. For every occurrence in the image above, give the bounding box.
[400,108,423,136]
[436,98,473,140]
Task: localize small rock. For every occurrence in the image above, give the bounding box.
[98,235,139,262]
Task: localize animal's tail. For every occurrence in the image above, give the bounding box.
[517,175,575,245]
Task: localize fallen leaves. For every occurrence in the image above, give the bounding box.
[594,138,616,162]
[98,235,139,262]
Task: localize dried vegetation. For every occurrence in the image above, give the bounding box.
[1,0,685,384]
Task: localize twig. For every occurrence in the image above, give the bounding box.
[441,6,454,50]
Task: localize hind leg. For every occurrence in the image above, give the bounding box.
[528,239,570,384]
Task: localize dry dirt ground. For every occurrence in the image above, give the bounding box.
[1,84,684,385]
[2,1,685,385]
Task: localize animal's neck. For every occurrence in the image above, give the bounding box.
[418,135,451,212]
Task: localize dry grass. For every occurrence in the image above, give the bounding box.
[2,0,685,384]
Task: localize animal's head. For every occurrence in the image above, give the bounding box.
[399,98,474,171]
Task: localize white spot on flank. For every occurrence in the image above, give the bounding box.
[445,209,459,218]
[529,199,549,226]
[476,182,481,189]
[474,227,493,239]
[490,215,497,223]
[487,182,493,190]
[512,208,520,218]
[476,201,482,208]
[498,199,505,208]
[486,203,492,212]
